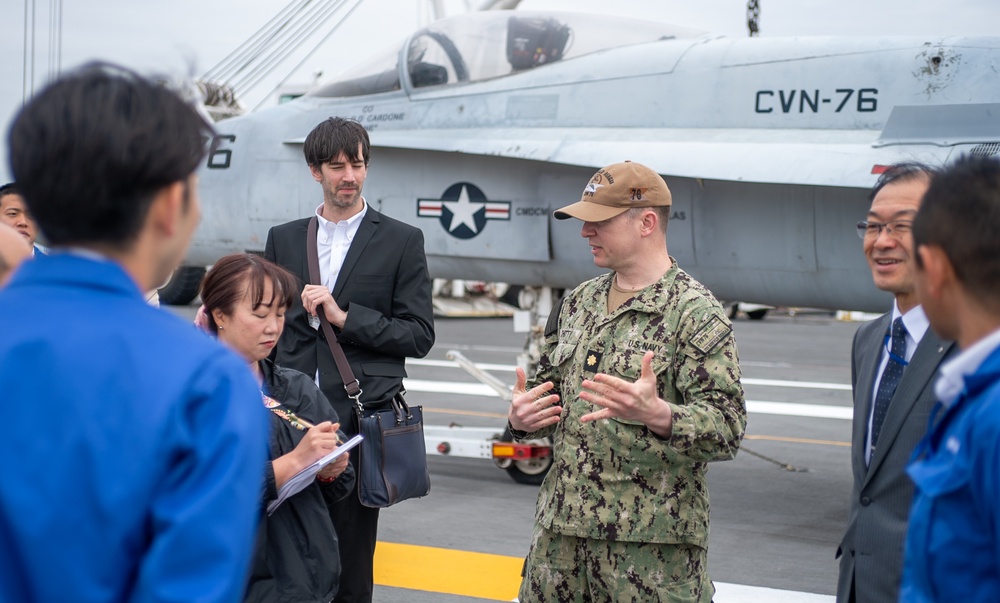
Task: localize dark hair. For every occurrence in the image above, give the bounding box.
[200,254,300,334]
[913,154,1000,307]
[869,162,938,202]
[7,62,214,248]
[0,183,18,201]
[303,117,370,168]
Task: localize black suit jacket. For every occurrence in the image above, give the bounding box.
[836,312,955,603]
[264,208,435,425]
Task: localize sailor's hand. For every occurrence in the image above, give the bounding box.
[580,351,673,437]
[301,285,347,328]
[508,367,561,434]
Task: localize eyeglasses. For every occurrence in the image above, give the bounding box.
[856,220,913,240]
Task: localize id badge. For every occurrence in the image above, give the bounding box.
[309,314,321,330]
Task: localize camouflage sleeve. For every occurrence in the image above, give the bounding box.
[665,308,747,462]
[512,306,564,442]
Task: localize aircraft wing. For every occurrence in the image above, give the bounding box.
[365,126,948,190]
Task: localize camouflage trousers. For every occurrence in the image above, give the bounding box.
[518,524,714,603]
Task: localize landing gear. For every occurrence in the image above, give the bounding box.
[727,302,770,321]
[158,266,206,306]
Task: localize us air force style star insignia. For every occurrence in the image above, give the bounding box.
[584,349,603,374]
[416,182,511,240]
[690,315,732,355]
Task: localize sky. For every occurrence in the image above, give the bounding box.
[2,0,999,181]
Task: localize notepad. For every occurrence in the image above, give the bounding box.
[266,434,363,515]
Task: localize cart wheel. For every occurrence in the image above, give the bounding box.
[495,428,552,485]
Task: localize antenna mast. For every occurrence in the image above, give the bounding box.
[747,0,760,37]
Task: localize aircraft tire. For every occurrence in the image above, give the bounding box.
[746,308,769,320]
[158,266,206,306]
[499,285,522,308]
[496,428,552,486]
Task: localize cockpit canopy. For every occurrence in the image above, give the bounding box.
[309,11,704,98]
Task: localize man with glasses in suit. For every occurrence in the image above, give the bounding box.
[836,163,956,603]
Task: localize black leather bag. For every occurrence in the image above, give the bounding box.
[306,216,431,508]
[356,393,431,507]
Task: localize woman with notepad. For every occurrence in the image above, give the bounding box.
[201,253,355,603]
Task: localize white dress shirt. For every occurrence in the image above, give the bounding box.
[314,200,367,291]
[309,200,367,385]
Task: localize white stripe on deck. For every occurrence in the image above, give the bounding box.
[408,358,850,391]
[511,583,834,602]
[403,379,853,420]
[713,582,835,602]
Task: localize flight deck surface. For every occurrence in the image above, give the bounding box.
[170,305,858,601]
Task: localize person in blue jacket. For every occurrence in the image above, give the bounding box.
[900,154,1000,602]
[0,63,270,603]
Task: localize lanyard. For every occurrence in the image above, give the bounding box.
[262,391,313,431]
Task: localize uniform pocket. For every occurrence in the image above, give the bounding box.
[549,341,578,368]
[604,343,669,384]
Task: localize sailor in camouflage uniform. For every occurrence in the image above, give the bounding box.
[508,161,747,602]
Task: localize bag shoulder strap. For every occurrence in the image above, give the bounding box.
[306,216,364,409]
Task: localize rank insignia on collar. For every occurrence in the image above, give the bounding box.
[584,349,603,374]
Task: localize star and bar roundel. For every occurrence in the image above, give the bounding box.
[417,182,511,239]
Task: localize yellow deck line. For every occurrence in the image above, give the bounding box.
[374,542,522,601]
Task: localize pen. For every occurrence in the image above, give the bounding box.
[295,416,345,443]
[295,417,316,430]
[291,415,346,444]
[262,393,342,439]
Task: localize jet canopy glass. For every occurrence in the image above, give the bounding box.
[310,11,704,98]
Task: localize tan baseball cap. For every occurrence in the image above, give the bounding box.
[554,161,672,222]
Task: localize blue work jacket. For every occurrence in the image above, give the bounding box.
[900,347,1000,602]
[0,253,269,603]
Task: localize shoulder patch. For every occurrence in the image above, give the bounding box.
[689,315,731,355]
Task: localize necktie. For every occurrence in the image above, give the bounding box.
[871,317,907,454]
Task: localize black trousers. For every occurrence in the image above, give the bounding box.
[330,445,380,603]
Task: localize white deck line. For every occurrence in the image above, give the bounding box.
[408,358,851,391]
[512,582,834,602]
[404,379,853,420]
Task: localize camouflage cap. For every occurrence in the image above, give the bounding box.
[554,161,672,222]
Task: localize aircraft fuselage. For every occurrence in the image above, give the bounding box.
[194,12,1000,312]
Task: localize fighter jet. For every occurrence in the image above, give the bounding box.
[180,9,1000,314]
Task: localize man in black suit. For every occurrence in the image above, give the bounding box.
[264,117,435,603]
[835,163,956,603]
